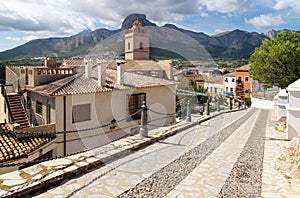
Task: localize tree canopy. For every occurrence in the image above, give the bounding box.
[249,31,300,88]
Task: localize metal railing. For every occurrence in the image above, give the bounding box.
[0,97,248,172]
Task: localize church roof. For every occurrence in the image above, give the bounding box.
[132,18,142,27]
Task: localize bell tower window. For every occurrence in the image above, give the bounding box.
[139,42,143,49]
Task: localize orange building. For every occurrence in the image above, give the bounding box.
[235,64,251,98]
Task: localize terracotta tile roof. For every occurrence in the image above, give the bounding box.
[0,124,55,163]
[61,58,85,67]
[205,76,223,84]
[236,64,250,71]
[108,60,170,71]
[224,72,236,77]
[173,68,200,76]
[24,73,80,96]
[27,67,177,96]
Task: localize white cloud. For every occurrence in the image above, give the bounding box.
[199,0,250,14]
[0,0,206,37]
[214,29,226,34]
[245,14,285,29]
[5,35,39,42]
[198,5,208,17]
[274,0,300,17]
[4,0,284,41]
[0,0,297,52]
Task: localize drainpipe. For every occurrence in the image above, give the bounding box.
[63,96,66,156]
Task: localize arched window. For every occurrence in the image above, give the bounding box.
[139,42,143,49]
[128,42,130,50]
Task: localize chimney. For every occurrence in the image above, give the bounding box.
[97,59,106,86]
[44,58,56,68]
[116,59,125,85]
[84,58,92,78]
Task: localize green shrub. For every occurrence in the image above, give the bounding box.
[244,98,252,107]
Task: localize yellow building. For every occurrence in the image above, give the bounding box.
[174,68,205,89]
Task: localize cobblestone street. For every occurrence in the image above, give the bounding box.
[29,104,297,197]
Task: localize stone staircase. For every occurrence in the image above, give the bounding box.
[7,94,30,129]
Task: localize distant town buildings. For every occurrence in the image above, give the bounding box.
[235,64,251,98]
[173,68,205,89]
[204,75,224,96]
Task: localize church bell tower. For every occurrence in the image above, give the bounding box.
[125,18,150,60]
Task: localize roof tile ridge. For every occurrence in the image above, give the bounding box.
[50,72,84,96]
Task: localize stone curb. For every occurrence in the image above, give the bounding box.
[0,109,245,197]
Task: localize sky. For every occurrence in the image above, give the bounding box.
[0,0,299,52]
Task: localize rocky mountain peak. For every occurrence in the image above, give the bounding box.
[2,13,295,60]
[74,28,92,37]
[266,29,278,39]
[121,13,157,31]
[162,24,181,31]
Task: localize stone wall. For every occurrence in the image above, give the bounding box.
[286,79,300,139]
[274,89,288,121]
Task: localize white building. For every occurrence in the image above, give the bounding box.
[204,76,224,96]
[0,18,178,171]
[223,72,236,94]
[23,61,177,155]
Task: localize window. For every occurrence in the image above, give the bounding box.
[127,42,130,50]
[150,71,159,78]
[237,76,242,84]
[139,42,143,49]
[189,80,194,86]
[245,76,249,82]
[230,88,233,92]
[72,104,91,123]
[36,101,43,115]
[128,93,146,120]
[232,78,235,82]
[27,97,31,109]
[224,78,228,82]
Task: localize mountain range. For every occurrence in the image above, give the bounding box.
[0,13,296,60]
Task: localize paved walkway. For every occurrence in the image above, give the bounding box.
[167,110,260,197]
[30,106,298,197]
[34,111,249,197]
[1,100,297,197]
